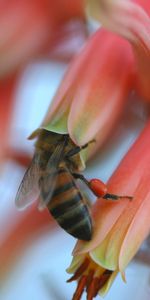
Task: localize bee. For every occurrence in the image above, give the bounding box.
[15,130,95,240]
[15,130,133,241]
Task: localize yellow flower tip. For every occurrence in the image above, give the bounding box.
[120,270,126,283]
[67,255,115,299]
[66,255,86,275]
[42,106,70,135]
[99,269,118,297]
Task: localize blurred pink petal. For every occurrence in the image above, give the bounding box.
[0,75,17,163]
[0,205,56,282]
[86,0,150,101]
[0,0,85,77]
[48,21,88,62]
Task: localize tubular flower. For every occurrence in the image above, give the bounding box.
[0,74,34,166]
[39,28,134,150]
[0,75,18,163]
[0,0,51,77]
[0,205,55,282]
[67,120,150,299]
[86,0,150,101]
[0,0,85,78]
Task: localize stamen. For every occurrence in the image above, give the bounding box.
[68,256,114,300]
[96,270,113,292]
[87,278,97,300]
[92,277,100,297]
[67,258,90,282]
[86,269,94,293]
[72,276,87,300]
[88,270,113,299]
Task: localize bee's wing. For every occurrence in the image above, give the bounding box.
[15,153,41,210]
[38,139,67,210]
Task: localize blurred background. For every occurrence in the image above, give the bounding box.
[0,1,150,299]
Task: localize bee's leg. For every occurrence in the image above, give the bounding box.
[103,193,133,201]
[72,174,133,200]
[72,173,89,185]
[72,174,107,197]
[65,139,95,158]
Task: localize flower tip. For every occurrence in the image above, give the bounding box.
[28,129,41,140]
[68,129,84,147]
[121,270,126,283]
[72,241,86,256]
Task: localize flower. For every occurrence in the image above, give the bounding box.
[86,0,150,100]
[0,76,17,163]
[0,0,86,164]
[0,0,85,78]
[39,28,134,151]
[0,204,55,282]
[67,119,150,299]
[0,74,32,166]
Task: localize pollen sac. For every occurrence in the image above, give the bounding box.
[89,178,107,197]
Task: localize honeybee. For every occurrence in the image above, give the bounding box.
[15,130,94,241]
[15,130,133,241]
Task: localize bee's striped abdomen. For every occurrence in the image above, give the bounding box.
[48,168,92,241]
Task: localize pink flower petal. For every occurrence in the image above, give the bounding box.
[68,29,133,145]
[86,0,150,100]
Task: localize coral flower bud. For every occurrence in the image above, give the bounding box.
[40,28,134,150]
